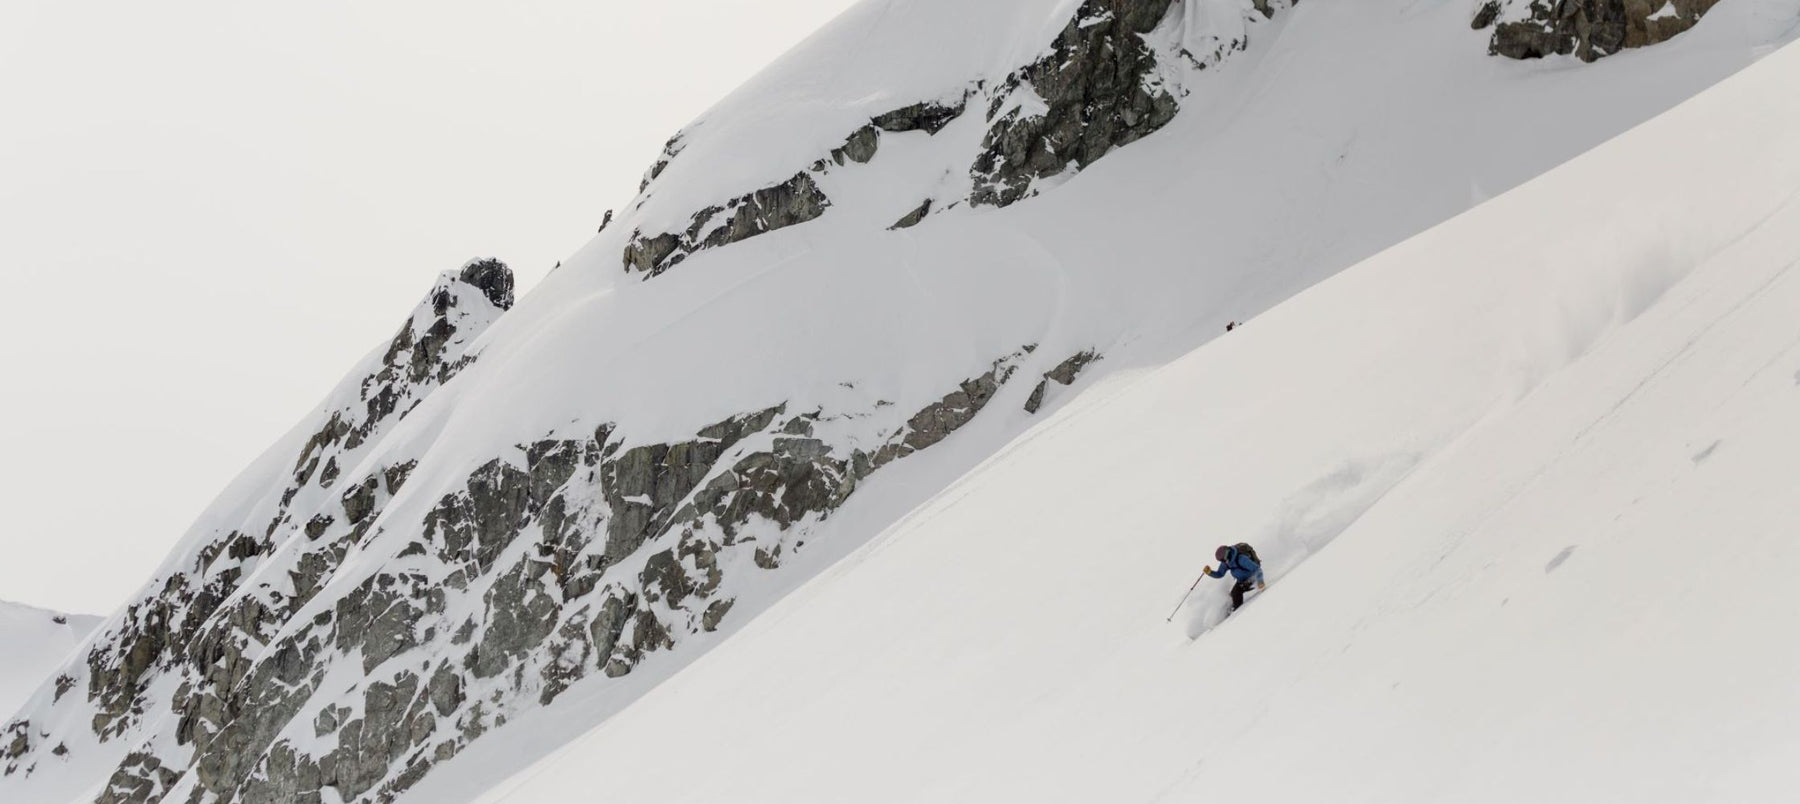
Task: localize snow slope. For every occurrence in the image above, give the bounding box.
[0,603,100,722]
[487,34,1800,804]
[8,1,1800,802]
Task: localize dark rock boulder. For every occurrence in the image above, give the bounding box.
[457,258,515,310]
[890,198,934,230]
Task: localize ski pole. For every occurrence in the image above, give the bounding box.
[1165,573,1205,622]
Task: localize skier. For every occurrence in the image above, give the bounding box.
[1205,543,1265,610]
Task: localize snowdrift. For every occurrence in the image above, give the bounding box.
[487,36,1800,804]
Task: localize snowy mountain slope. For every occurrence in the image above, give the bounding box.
[487,36,1800,804]
[6,0,1798,802]
[0,603,100,722]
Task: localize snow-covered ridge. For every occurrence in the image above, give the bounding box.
[4,0,1797,802]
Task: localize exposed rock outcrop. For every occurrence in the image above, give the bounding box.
[622,172,831,277]
[622,96,971,278]
[970,0,1181,208]
[637,134,686,194]
[21,326,1032,803]
[1481,0,1722,61]
[1024,350,1101,414]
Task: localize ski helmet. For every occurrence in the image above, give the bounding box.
[1215,545,1232,561]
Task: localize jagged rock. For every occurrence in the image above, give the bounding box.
[701,599,735,632]
[318,671,433,800]
[639,550,695,607]
[342,477,380,525]
[894,359,1018,455]
[294,414,351,487]
[1486,0,1721,61]
[623,173,831,277]
[2,722,26,762]
[830,124,881,166]
[469,564,559,679]
[754,546,781,570]
[970,0,1181,208]
[86,587,196,739]
[458,257,515,310]
[526,440,583,505]
[589,593,635,666]
[384,460,418,495]
[538,617,597,705]
[873,98,967,134]
[1024,350,1101,414]
[95,751,182,804]
[622,94,967,277]
[190,634,327,795]
[425,459,536,573]
[289,552,339,611]
[638,134,686,193]
[891,198,934,230]
[599,407,782,567]
[1472,0,1502,29]
[314,704,346,737]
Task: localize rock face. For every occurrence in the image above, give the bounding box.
[621,96,972,278]
[1480,0,1723,61]
[455,258,513,310]
[970,0,1182,208]
[1024,350,1101,415]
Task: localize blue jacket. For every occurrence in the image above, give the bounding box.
[1206,547,1263,583]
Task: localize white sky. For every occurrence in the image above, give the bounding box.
[0,0,859,615]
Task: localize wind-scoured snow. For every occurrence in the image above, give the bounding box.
[487,36,1800,804]
[0,603,100,721]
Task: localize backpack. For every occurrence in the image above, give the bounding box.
[1233,542,1260,567]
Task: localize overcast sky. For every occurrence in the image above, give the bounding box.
[0,0,859,615]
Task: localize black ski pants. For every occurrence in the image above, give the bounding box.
[1230,579,1255,610]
